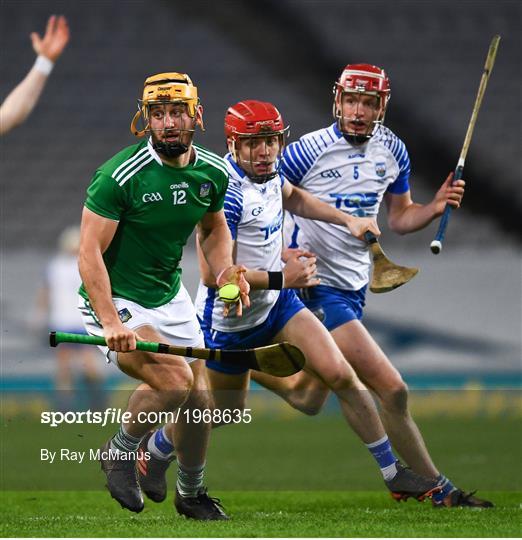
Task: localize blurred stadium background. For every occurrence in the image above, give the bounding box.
[1,0,521,493]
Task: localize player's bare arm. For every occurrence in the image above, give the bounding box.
[243,251,319,290]
[281,247,315,262]
[0,72,49,135]
[198,229,316,298]
[197,226,250,320]
[0,15,70,135]
[197,209,234,278]
[282,182,380,240]
[78,207,136,352]
[197,210,250,311]
[281,250,320,288]
[195,232,218,288]
[384,174,465,235]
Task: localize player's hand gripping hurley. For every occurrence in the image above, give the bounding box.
[431,35,501,254]
[365,232,419,293]
[50,331,305,378]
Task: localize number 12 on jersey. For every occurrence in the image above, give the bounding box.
[172,190,187,205]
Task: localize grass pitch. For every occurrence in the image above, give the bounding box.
[1,490,520,537]
[1,401,521,536]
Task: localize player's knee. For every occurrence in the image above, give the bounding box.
[175,363,195,393]
[186,383,212,411]
[325,365,359,394]
[382,380,409,415]
[154,362,194,394]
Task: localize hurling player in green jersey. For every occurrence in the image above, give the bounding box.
[78,72,249,519]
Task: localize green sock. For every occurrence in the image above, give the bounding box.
[176,462,205,498]
[110,424,141,453]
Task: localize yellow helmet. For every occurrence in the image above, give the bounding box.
[130,72,201,137]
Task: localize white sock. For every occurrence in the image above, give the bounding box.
[381,461,399,481]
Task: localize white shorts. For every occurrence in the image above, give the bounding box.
[78,283,204,368]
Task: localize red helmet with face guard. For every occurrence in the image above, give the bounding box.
[225,100,286,139]
[333,64,391,139]
[225,100,289,183]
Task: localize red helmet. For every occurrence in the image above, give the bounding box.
[225,100,289,182]
[225,100,286,139]
[333,64,391,138]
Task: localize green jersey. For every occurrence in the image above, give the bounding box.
[79,140,228,308]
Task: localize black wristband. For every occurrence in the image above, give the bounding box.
[267,271,284,290]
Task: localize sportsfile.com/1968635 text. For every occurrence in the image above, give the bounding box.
[40,407,252,427]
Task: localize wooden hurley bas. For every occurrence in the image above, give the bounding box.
[50,331,305,378]
[365,233,419,294]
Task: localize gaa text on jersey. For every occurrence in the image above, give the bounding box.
[142,192,163,203]
[320,168,342,179]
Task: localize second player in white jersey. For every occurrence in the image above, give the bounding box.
[283,122,410,290]
[252,65,491,508]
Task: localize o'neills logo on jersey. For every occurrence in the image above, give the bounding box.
[375,162,386,178]
[142,192,163,202]
[170,182,189,190]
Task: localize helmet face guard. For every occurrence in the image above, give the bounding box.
[229,130,288,183]
[333,64,390,142]
[224,100,289,183]
[130,72,204,158]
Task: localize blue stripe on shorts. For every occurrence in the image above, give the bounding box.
[297,284,367,331]
[200,288,305,375]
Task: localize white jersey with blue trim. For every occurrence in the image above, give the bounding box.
[195,155,284,332]
[282,122,411,291]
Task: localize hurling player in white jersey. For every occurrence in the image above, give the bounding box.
[252,65,492,508]
[188,99,441,502]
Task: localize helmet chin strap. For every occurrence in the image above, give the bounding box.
[249,170,278,184]
[153,141,189,158]
[336,113,382,144]
[342,133,369,146]
[152,118,197,158]
[236,158,279,183]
